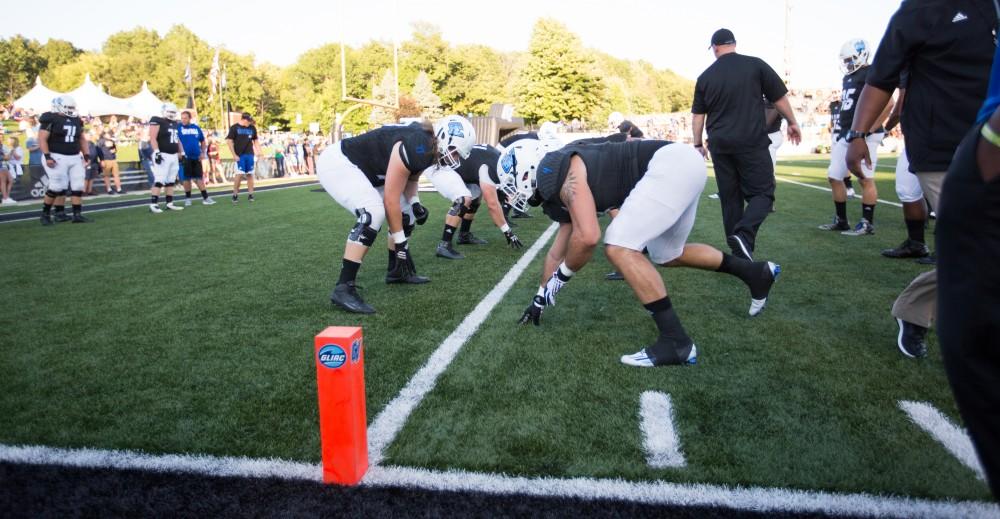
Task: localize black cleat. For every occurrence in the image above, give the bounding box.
[606,271,624,281]
[726,235,753,261]
[40,214,53,226]
[385,262,430,285]
[915,253,937,266]
[457,232,488,245]
[436,241,464,260]
[896,318,928,358]
[330,282,375,314]
[53,212,71,223]
[511,210,532,219]
[71,214,91,223]
[817,216,850,231]
[882,239,929,259]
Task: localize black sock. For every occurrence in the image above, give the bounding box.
[54,206,65,214]
[862,204,875,224]
[642,297,694,364]
[185,191,192,199]
[905,219,926,243]
[844,177,854,190]
[835,201,847,223]
[166,195,173,204]
[233,194,238,201]
[460,219,472,233]
[72,204,81,216]
[337,259,361,285]
[717,253,772,299]
[151,195,159,204]
[42,203,52,215]
[387,249,397,271]
[442,224,456,243]
[201,190,209,200]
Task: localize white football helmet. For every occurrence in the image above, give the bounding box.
[538,121,558,141]
[52,95,78,117]
[608,111,625,129]
[161,102,179,121]
[497,139,546,213]
[839,39,870,75]
[433,115,476,169]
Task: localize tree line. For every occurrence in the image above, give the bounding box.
[0,19,693,133]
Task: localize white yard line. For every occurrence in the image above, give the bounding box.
[366,222,560,466]
[1,443,995,518]
[775,176,903,208]
[899,400,987,481]
[639,391,686,468]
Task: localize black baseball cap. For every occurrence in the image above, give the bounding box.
[241,112,254,121]
[710,29,736,48]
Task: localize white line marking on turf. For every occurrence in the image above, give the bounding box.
[366,222,560,466]
[899,400,987,481]
[2,443,996,518]
[775,176,903,208]
[639,391,686,468]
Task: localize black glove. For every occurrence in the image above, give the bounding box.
[154,152,163,165]
[518,295,545,326]
[504,230,523,249]
[394,240,411,264]
[412,202,429,225]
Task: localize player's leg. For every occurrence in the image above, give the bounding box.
[67,156,88,222]
[44,155,71,222]
[244,156,257,201]
[842,136,881,236]
[457,184,488,245]
[183,178,193,205]
[821,139,851,230]
[883,151,929,258]
[232,171,243,203]
[427,168,472,259]
[164,155,182,211]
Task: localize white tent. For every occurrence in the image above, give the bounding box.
[122,81,166,120]
[12,76,59,114]
[66,73,127,117]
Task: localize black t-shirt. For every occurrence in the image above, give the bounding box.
[829,100,842,131]
[340,123,436,187]
[149,116,180,154]
[38,112,83,155]
[764,99,782,134]
[499,132,539,148]
[834,66,871,140]
[866,0,995,172]
[692,53,788,153]
[226,124,258,156]
[455,144,501,186]
[535,140,673,218]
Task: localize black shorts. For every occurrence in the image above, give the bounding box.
[182,158,203,179]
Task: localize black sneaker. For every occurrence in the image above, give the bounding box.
[818,216,850,231]
[330,282,375,314]
[606,271,624,281]
[896,318,928,358]
[511,210,532,219]
[116,189,125,195]
[385,261,430,285]
[71,214,91,223]
[915,253,937,266]
[457,232,488,245]
[436,241,464,260]
[248,195,255,203]
[882,239,929,259]
[726,235,753,261]
[53,212,71,223]
[40,214,53,226]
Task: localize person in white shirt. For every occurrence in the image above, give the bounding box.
[0,137,19,205]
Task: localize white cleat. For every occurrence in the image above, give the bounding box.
[202,197,216,205]
[149,204,163,214]
[620,345,697,368]
[184,199,192,207]
[166,202,184,211]
[749,262,781,317]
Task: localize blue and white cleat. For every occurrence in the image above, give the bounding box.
[749,261,781,317]
[620,345,697,368]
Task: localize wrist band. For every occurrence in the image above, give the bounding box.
[501,224,511,233]
[44,153,53,160]
[981,123,1000,148]
[390,230,406,244]
[693,144,704,148]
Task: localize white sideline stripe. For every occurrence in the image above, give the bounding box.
[776,175,904,208]
[365,222,560,466]
[2,443,996,519]
[639,391,686,468]
[899,400,987,481]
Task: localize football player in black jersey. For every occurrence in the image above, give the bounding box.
[148,103,185,213]
[512,140,781,367]
[819,40,890,236]
[38,95,89,225]
[425,143,524,259]
[317,115,476,314]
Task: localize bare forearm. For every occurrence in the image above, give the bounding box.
[850,85,893,133]
[692,114,706,145]
[773,96,798,126]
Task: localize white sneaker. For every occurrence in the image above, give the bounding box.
[749,262,781,317]
[166,202,184,211]
[149,204,163,214]
[620,345,697,368]
[708,193,720,199]
[846,187,856,198]
[2,198,15,205]
[203,197,216,205]
[184,199,192,207]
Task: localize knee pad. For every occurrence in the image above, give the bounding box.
[348,209,380,247]
[70,190,83,197]
[154,182,164,188]
[447,198,471,217]
[45,190,62,198]
[468,197,482,214]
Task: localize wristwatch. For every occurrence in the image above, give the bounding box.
[845,130,870,142]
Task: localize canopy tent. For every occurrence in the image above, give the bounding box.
[12,76,60,114]
[11,75,167,119]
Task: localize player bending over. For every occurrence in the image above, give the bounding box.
[512,139,781,367]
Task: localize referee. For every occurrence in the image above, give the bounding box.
[692,29,801,260]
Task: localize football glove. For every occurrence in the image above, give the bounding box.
[504,230,523,249]
[394,240,411,263]
[518,295,545,326]
[154,152,163,165]
[544,270,571,306]
[412,202,429,225]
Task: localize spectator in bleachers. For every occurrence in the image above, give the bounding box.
[0,146,10,205]
[139,129,154,187]
[205,135,224,184]
[99,132,123,195]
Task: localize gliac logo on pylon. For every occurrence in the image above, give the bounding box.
[318,344,347,369]
[351,340,360,363]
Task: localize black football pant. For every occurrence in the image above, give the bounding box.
[937,122,1000,500]
[710,146,775,253]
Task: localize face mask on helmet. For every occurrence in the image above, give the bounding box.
[53,96,78,117]
[497,139,543,213]
[434,115,476,169]
[839,39,869,75]
[162,103,179,121]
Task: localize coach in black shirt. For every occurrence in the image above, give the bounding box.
[692,29,801,260]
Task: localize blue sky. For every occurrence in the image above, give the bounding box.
[6,0,901,88]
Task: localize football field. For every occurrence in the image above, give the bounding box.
[1,156,995,517]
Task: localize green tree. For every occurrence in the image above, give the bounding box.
[515,19,602,124]
[410,71,441,119]
[0,36,46,102]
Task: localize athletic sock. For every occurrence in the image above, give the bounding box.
[844,177,854,190]
[54,206,65,215]
[201,190,209,200]
[42,203,52,215]
[166,195,173,204]
[905,218,926,243]
[337,259,362,285]
[442,224,456,243]
[718,253,773,299]
[460,219,472,233]
[862,204,875,224]
[835,201,847,223]
[185,191,192,199]
[151,195,159,205]
[643,297,694,364]
[233,194,238,201]
[72,204,81,216]
[387,249,397,271]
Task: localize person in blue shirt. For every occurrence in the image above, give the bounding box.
[178,111,215,206]
[226,112,261,203]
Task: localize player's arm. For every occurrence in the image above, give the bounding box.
[38,129,53,167]
[519,222,572,325]
[561,157,599,272]
[200,132,207,159]
[149,124,160,153]
[846,85,894,177]
[253,131,262,157]
[772,95,802,145]
[383,141,410,242]
[885,89,905,132]
[691,113,706,157]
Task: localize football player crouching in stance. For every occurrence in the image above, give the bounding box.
[319,115,476,314]
[513,139,782,367]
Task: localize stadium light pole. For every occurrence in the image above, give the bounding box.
[783,0,793,86]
